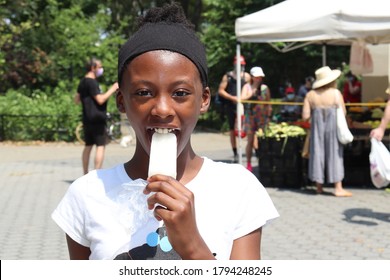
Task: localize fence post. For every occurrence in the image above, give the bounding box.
[0,114,4,141]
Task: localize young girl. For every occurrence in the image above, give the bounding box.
[240,66,272,172]
[52,2,278,260]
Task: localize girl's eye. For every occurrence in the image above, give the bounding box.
[173,90,190,97]
[136,90,152,97]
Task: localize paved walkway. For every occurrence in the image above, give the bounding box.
[0,132,389,260]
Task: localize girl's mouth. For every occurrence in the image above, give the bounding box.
[151,128,176,134]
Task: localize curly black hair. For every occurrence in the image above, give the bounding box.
[137,2,195,31]
[118,1,207,86]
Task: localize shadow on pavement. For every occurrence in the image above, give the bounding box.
[343,208,390,226]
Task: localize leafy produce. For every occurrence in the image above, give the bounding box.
[363,120,390,129]
[257,122,306,140]
[371,108,384,119]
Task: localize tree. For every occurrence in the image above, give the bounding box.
[200,0,284,93]
[0,0,350,138]
[0,0,207,94]
[200,0,349,97]
[0,0,122,93]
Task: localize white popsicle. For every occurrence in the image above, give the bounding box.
[148,132,177,178]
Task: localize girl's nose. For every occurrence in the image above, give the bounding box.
[151,95,175,119]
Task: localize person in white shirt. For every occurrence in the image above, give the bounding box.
[52,2,279,260]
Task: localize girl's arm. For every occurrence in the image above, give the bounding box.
[66,234,91,260]
[145,175,216,260]
[230,228,262,259]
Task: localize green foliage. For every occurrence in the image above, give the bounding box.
[0,79,122,141]
[201,0,282,92]
[0,0,121,92]
[197,103,226,131]
[0,82,81,141]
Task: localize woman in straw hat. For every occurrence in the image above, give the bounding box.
[302,66,352,197]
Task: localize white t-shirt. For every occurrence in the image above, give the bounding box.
[52,157,279,260]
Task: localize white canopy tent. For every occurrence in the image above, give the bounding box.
[236,0,390,47]
[233,0,390,164]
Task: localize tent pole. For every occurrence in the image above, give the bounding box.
[236,42,242,165]
[322,43,327,66]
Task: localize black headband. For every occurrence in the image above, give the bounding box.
[118,22,208,87]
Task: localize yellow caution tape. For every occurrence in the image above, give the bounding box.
[239,100,387,107]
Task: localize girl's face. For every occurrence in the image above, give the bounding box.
[117,50,210,157]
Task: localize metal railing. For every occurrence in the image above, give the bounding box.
[0,114,78,142]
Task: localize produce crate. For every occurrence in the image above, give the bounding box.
[343,167,372,187]
[257,136,304,188]
[257,138,284,156]
[258,170,303,188]
[257,137,303,156]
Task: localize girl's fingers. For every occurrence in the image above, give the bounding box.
[144,175,194,223]
[146,189,175,210]
[145,175,191,198]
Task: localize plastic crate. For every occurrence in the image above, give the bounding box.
[284,153,301,170]
[343,167,372,187]
[258,170,303,188]
[257,137,304,188]
[258,154,274,170]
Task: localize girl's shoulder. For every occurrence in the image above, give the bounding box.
[69,164,128,197]
[201,157,260,185]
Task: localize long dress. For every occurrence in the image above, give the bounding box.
[309,107,344,184]
[243,84,271,133]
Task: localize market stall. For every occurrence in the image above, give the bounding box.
[234,0,390,168]
[344,105,390,187]
[257,113,390,188]
[256,122,306,188]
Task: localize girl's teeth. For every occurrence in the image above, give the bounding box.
[155,128,173,134]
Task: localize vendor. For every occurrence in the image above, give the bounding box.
[280,86,303,122]
[343,71,362,103]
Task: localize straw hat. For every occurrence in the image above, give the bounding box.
[250,66,265,77]
[312,66,341,89]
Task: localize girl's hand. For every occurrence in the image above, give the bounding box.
[144,174,214,259]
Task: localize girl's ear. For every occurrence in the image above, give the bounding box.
[116,90,126,113]
[200,87,211,114]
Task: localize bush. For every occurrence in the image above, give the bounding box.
[0,81,225,141]
[0,82,82,141]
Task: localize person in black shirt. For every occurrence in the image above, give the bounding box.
[74,58,118,174]
[217,56,250,162]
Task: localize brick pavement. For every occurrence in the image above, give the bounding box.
[0,133,389,260]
